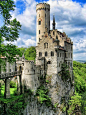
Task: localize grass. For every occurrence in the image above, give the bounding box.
[0,84,17,97]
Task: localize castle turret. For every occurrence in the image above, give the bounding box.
[36,3,50,45]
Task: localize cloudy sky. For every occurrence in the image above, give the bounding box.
[0,0,86,60]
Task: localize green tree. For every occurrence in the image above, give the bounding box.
[60,62,70,81]
[67,92,81,115]
[0,0,21,72]
[24,46,36,61]
[17,47,27,57]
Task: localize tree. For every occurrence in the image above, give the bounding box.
[24,46,36,61]
[0,0,21,72]
[17,47,27,57]
[60,62,70,81]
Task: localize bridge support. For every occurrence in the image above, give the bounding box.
[17,75,22,95]
[4,78,10,98]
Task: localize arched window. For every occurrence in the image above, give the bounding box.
[38,21,41,25]
[51,51,54,56]
[39,52,42,57]
[44,42,48,48]
[45,52,48,57]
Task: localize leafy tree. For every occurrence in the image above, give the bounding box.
[24,46,36,61]
[67,92,81,114]
[17,47,27,57]
[60,62,70,81]
[81,91,86,114]
[0,0,21,72]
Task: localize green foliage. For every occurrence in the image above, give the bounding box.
[60,62,70,81]
[0,0,21,72]
[17,47,27,57]
[73,61,86,94]
[81,91,86,114]
[24,46,36,61]
[67,92,81,114]
[36,85,52,107]
[10,81,16,88]
[54,103,59,108]
[46,80,49,83]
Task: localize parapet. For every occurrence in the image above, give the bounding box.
[36,3,50,11]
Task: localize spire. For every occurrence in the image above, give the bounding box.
[52,15,56,30]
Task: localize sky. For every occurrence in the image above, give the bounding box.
[0,0,86,60]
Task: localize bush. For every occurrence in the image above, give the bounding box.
[10,81,16,88]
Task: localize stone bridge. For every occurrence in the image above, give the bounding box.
[0,71,22,98]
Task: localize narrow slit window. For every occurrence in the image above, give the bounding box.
[39,30,40,34]
[39,21,41,25]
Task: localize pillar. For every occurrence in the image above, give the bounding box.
[17,75,22,95]
[4,78,10,98]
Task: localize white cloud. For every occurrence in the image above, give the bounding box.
[3,0,86,60]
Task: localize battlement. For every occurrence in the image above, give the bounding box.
[36,3,50,11]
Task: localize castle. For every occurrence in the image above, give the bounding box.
[0,3,74,114]
[16,3,73,94]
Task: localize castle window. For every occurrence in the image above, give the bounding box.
[45,8,46,11]
[51,51,54,56]
[45,52,48,57]
[39,38,40,42]
[47,61,51,64]
[39,52,42,57]
[60,53,61,57]
[45,14,46,17]
[39,21,41,25]
[44,43,48,48]
[39,30,40,34]
[71,53,72,58]
[57,52,59,57]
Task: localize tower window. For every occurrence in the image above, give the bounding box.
[39,52,42,57]
[45,14,46,17]
[51,51,54,56]
[39,38,40,42]
[45,8,46,11]
[45,52,48,57]
[39,21,41,25]
[39,30,40,34]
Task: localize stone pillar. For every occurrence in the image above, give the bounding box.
[17,75,22,95]
[4,78,10,98]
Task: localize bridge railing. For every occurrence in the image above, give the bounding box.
[0,71,22,79]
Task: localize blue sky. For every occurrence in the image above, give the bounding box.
[0,0,86,60]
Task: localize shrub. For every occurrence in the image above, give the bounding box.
[10,81,16,88]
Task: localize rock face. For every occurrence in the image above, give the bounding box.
[22,74,74,115]
[46,74,74,114]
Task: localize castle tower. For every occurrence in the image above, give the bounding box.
[36,3,50,45]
